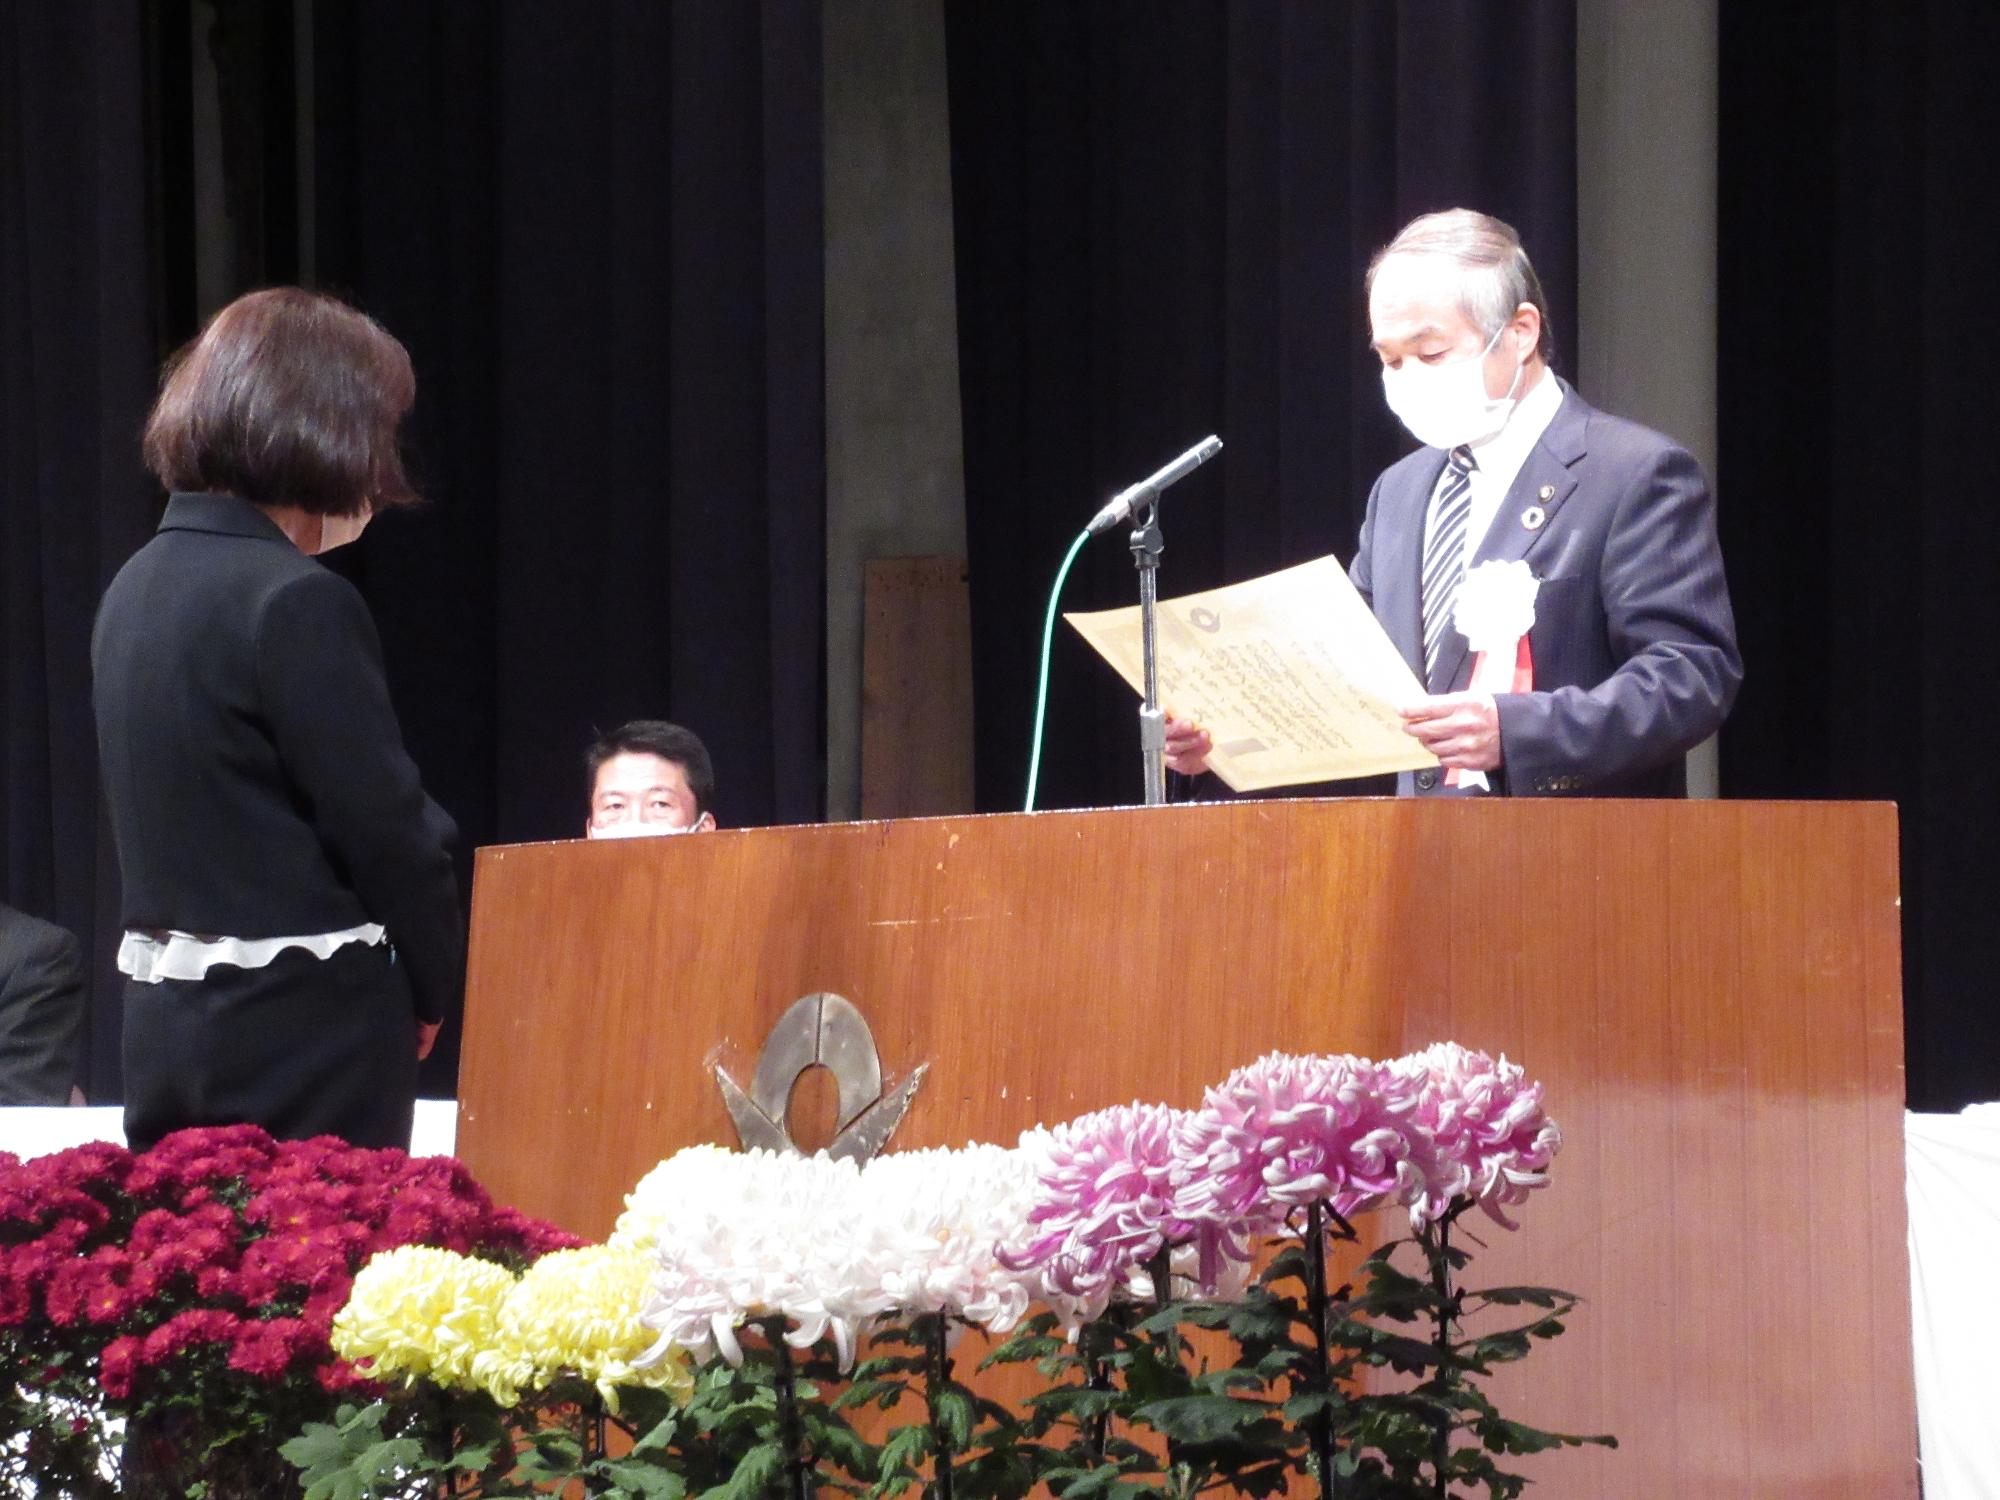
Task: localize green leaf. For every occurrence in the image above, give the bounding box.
[1475,1285,1573,1308]
[701,1440,787,1500]
[352,1436,426,1484]
[450,1440,499,1471]
[598,1455,692,1500]
[932,1385,977,1452]
[631,1408,685,1456]
[1131,1393,1272,1445]
[1279,1390,1345,1426]
[813,1415,883,1481]
[869,1424,931,1496]
[1024,1385,1123,1418]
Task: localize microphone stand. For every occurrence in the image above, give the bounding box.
[1130,497,1167,806]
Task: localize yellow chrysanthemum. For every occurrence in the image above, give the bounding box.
[478,1243,693,1412]
[331,1245,516,1389]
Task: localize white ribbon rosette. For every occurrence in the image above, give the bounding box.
[1450,561,1540,792]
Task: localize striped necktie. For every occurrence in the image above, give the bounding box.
[1419,445,1478,687]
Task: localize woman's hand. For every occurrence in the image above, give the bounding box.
[417,1019,442,1061]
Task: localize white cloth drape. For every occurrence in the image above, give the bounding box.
[0,1099,457,1160]
[1907,1105,2000,1500]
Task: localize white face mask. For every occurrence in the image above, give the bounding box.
[587,813,712,840]
[1380,324,1525,451]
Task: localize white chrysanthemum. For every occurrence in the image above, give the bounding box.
[611,1143,744,1256]
[635,1147,874,1368]
[847,1143,1041,1338]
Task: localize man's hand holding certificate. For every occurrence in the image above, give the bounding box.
[1065,556,1439,793]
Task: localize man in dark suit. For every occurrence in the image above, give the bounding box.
[1169,209,1741,795]
[0,902,84,1105]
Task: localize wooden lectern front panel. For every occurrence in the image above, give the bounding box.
[457,798,1912,1500]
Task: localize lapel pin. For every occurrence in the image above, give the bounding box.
[1538,484,1555,501]
[1522,505,1547,532]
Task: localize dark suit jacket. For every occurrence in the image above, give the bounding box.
[0,903,84,1105]
[92,494,464,1022]
[1350,379,1742,796]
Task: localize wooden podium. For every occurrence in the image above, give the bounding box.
[457,799,1914,1499]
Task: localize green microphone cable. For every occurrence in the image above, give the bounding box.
[1024,528,1091,811]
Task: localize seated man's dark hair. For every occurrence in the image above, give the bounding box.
[585,720,716,817]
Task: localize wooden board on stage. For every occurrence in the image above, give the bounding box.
[457,799,1914,1500]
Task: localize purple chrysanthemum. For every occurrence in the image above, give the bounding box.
[1396,1043,1560,1230]
[1171,1051,1427,1234]
[1001,1102,1233,1322]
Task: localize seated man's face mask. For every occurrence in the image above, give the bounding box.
[588,813,713,839]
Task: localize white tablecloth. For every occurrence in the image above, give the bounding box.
[0,1099,459,1160]
[1907,1104,2000,1500]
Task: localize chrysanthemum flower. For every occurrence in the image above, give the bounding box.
[330,1245,515,1388]
[848,1143,1041,1337]
[610,1144,743,1256]
[1172,1051,1427,1234]
[1394,1043,1560,1230]
[1001,1102,1228,1326]
[475,1243,692,1410]
[636,1147,874,1368]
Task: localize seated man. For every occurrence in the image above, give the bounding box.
[0,901,85,1105]
[584,720,718,838]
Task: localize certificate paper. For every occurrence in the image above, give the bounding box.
[1065,556,1438,792]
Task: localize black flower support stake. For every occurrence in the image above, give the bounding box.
[1420,1214,1460,1498]
[1301,1200,1349,1500]
[765,1321,816,1500]
[922,1312,956,1500]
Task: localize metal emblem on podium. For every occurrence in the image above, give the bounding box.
[713,992,926,1162]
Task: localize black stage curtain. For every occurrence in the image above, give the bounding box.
[945,0,1577,815]
[0,0,824,1101]
[1717,2,2000,1110]
[311,0,824,844]
[0,1,163,1101]
[309,0,826,1090]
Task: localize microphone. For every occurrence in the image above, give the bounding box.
[1085,435,1224,536]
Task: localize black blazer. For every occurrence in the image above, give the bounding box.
[92,494,463,1023]
[0,902,84,1105]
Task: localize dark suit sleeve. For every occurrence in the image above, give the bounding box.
[1493,444,1743,790]
[253,570,464,1024]
[1349,471,1385,610]
[0,921,84,1105]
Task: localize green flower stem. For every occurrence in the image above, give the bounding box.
[923,1313,956,1500]
[1303,1202,1341,1500]
[765,1322,815,1500]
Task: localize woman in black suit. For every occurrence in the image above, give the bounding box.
[93,288,463,1151]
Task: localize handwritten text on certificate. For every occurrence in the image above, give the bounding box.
[1065,556,1438,792]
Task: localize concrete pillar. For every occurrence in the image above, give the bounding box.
[822,0,969,821]
[1576,0,1722,796]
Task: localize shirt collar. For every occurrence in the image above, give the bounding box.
[158,493,294,545]
[1464,365,1565,494]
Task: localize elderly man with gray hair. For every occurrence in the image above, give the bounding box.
[1168,208,1742,796]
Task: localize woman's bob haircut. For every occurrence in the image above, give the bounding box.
[142,287,419,517]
